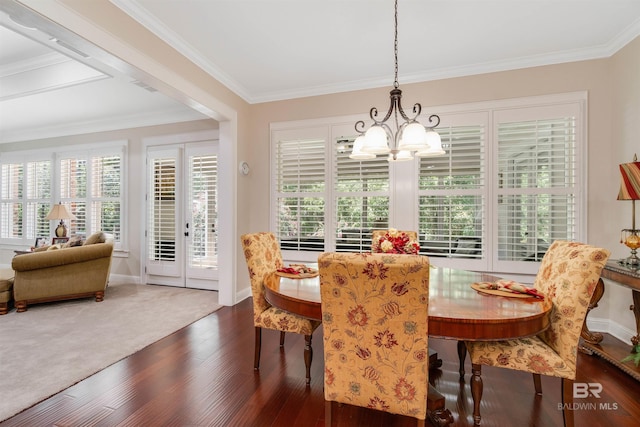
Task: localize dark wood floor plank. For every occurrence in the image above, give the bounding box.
[2,297,639,426]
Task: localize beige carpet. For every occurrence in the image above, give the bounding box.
[0,282,221,422]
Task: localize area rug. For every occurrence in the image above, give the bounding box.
[0,282,221,421]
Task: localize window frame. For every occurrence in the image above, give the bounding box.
[0,140,128,251]
[270,92,587,276]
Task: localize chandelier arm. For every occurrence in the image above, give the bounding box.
[354,120,367,134]
[425,114,441,129]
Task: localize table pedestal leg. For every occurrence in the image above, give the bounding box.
[427,384,454,426]
[429,348,442,369]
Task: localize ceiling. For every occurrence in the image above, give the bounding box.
[1,0,640,144]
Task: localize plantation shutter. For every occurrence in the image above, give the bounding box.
[90,155,121,240]
[26,160,52,238]
[0,163,23,239]
[334,138,390,252]
[418,122,485,260]
[187,154,218,269]
[274,133,327,252]
[60,156,88,236]
[496,116,576,262]
[149,156,177,262]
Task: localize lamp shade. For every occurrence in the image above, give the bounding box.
[617,160,640,201]
[45,204,76,220]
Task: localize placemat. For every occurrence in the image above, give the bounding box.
[471,283,536,299]
[276,270,319,279]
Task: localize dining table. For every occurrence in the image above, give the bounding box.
[263,265,552,426]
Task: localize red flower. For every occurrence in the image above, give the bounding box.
[394,377,416,401]
[348,305,368,326]
[368,396,390,411]
[374,329,398,349]
[391,282,409,296]
[356,346,371,360]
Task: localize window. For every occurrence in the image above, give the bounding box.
[271,93,586,274]
[334,137,390,252]
[418,114,486,263]
[59,151,123,241]
[1,157,52,242]
[0,141,126,248]
[273,127,327,254]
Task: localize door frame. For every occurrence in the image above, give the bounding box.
[141,129,220,288]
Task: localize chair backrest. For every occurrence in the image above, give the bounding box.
[534,240,610,373]
[371,229,418,253]
[319,252,430,420]
[241,232,285,317]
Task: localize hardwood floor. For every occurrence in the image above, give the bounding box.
[3,297,639,426]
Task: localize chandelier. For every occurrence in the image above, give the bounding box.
[350,0,444,162]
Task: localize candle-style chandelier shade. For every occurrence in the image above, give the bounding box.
[350,0,445,162]
[617,154,640,267]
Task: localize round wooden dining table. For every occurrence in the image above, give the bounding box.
[263,265,552,426]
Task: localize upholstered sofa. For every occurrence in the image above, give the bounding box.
[11,234,114,312]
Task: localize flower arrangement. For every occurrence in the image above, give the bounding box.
[372,228,420,255]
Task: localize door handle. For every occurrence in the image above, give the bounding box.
[185,222,189,237]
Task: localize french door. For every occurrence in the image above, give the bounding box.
[145,142,219,290]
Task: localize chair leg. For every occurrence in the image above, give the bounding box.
[561,378,575,427]
[417,418,425,427]
[471,363,483,426]
[304,334,313,386]
[532,373,542,394]
[325,400,332,427]
[254,327,262,370]
[280,331,286,347]
[457,340,467,380]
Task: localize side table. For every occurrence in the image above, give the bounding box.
[580,260,640,381]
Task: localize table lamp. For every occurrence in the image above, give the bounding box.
[45,203,76,237]
[617,154,640,267]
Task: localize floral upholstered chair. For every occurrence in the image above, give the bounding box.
[240,232,321,385]
[371,229,420,254]
[464,241,610,426]
[319,252,431,426]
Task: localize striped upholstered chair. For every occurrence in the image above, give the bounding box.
[319,252,431,426]
[241,232,321,385]
[464,241,610,426]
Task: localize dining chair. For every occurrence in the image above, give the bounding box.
[464,240,610,426]
[318,252,431,426]
[240,232,321,385]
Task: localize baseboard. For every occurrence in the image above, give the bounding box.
[108,274,141,285]
[586,316,635,344]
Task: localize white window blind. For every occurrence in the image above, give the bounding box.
[149,156,176,261]
[0,160,51,242]
[188,154,218,268]
[418,124,485,260]
[274,136,326,252]
[26,161,51,239]
[59,150,123,242]
[334,138,389,252]
[0,163,24,239]
[496,117,576,262]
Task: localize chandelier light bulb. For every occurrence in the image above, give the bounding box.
[398,122,428,151]
[348,135,376,160]
[362,125,390,154]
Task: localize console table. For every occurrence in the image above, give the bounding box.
[580,261,640,381]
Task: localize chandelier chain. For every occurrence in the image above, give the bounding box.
[393,0,399,89]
